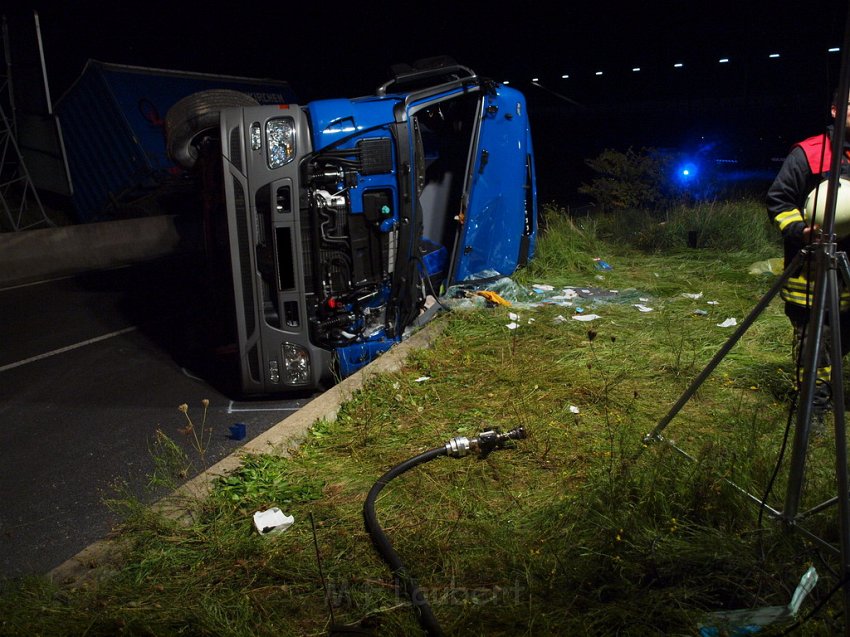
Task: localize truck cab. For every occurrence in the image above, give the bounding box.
[167,58,537,395]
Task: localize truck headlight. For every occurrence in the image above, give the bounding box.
[266,118,295,168]
[282,342,311,385]
[250,122,262,151]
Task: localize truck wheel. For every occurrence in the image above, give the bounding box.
[166,89,259,169]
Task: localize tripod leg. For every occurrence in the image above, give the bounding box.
[784,245,832,520]
[641,252,804,448]
[829,259,850,623]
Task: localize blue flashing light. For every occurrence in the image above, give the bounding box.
[676,161,699,184]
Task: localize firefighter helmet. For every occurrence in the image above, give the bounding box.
[804,178,850,237]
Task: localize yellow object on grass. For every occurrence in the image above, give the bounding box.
[473,290,512,306]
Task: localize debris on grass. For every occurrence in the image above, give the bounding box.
[572,313,602,321]
[697,566,818,636]
[253,508,294,536]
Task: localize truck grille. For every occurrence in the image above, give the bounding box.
[229,127,243,172]
[232,177,260,383]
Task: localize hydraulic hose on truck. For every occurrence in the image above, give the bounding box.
[363,427,527,637]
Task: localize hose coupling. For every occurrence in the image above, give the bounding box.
[445,426,527,458]
[445,436,471,457]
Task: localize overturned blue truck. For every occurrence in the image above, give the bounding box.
[166,58,538,395]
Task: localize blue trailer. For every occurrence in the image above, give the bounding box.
[54,60,296,222]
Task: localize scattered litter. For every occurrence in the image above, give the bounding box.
[569,405,580,414]
[414,376,431,383]
[594,274,605,281]
[593,258,613,270]
[572,314,602,322]
[682,292,703,300]
[508,312,520,321]
[443,272,642,311]
[575,307,584,313]
[698,566,817,636]
[229,423,247,441]
[527,318,536,324]
[693,309,708,316]
[716,318,737,328]
[506,322,519,330]
[634,304,653,313]
[253,508,295,536]
[639,297,649,302]
[553,315,568,324]
[707,300,719,306]
[551,289,579,301]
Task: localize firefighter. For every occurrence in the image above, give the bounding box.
[766,89,850,416]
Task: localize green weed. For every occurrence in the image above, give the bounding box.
[1,199,845,636]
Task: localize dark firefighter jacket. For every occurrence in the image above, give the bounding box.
[766,127,850,310]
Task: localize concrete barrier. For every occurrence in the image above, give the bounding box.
[0,216,185,288]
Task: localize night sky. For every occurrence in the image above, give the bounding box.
[14,1,842,98]
[6,0,850,202]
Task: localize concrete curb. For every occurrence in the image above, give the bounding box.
[48,319,447,588]
[0,216,185,288]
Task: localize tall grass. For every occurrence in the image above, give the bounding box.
[1,198,845,636]
[589,197,779,256]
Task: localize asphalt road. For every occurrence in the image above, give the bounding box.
[0,257,319,578]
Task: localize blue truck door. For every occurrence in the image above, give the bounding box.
[451,85,535,283]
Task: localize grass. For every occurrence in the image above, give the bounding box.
[2,198,848,636]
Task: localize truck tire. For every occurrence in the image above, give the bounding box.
[166,89,259,169]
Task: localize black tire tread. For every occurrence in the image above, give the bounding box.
[165,89,259,168]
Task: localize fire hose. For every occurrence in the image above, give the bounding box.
[362,427,527,636]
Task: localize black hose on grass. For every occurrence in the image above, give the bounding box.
[363,427,526,637]
[363,446,447,637]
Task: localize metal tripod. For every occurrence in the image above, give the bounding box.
[643,7,850,631]
[642,170,850,635]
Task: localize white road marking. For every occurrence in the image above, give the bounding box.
[227,400,302,414]
[0,326,138,372]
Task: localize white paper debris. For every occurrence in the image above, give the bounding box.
[553,315,568,324]
[414,376,431,383]
[707,300,719,305]
[506,322,519,330]
[527,318,536,324]
[716,318,737,328]
[533,284,554,291]
[253,508,294,536]
[572,314,602,322]
[682,292,703,300]
[639,297,649,302]
[634,304,653,312]
[569,405,580,414]
[508,312,520,321]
